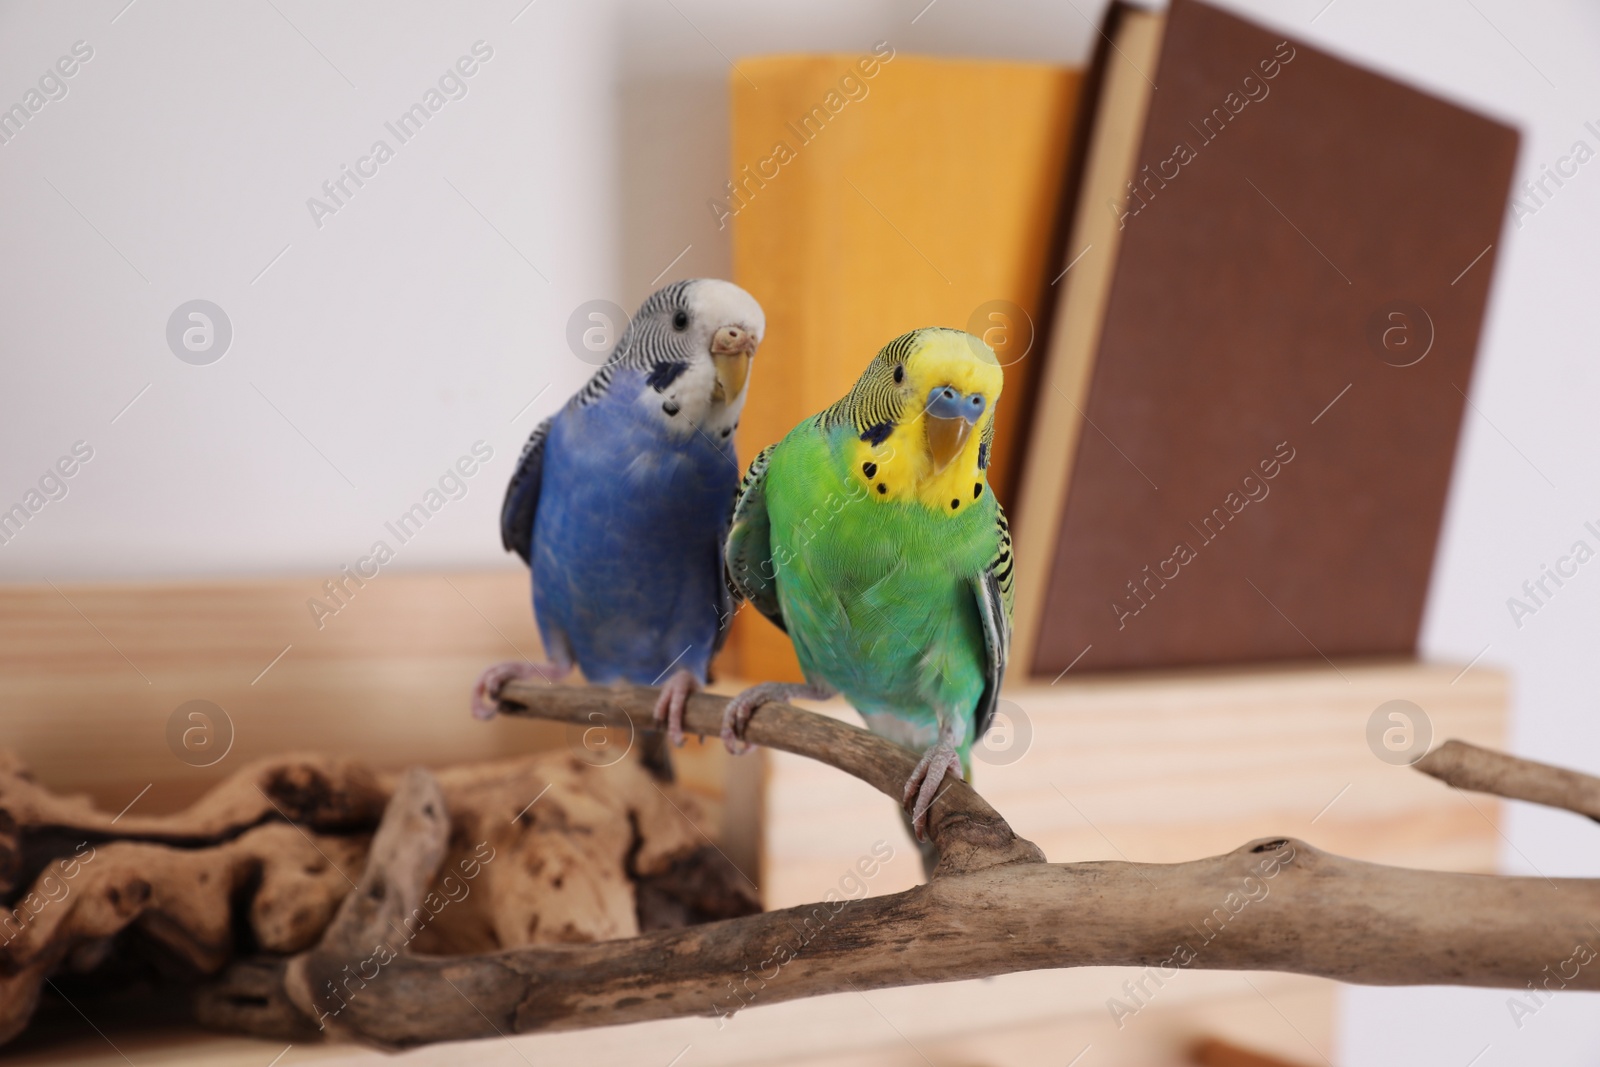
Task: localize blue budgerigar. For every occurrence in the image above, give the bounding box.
[472,279,764,734]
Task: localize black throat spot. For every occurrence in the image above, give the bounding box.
[646,361,689,393]
[859,421,894,447]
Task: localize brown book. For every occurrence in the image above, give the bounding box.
[1012,0,1518,676]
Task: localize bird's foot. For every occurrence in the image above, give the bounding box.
[902,737,964,841]
[720,681,834,755]
[471,660,572,720]
[651,669,698,747]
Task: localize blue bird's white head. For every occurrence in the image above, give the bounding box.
[614,279,765,439]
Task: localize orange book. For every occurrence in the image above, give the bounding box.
[724,48,1082,680]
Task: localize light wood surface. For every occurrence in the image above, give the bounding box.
[0,569,560,812]
[5,972,1332,1067]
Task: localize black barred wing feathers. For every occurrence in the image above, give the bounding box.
[725,445,785,633]
[971,502,1014,740]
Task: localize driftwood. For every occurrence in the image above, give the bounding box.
[0,746,755,1046]
[0,752,383,1043]
[9,685,1600,1050]
[185,685,1600,1046]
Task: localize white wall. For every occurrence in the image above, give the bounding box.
[0,0,1096,583]
[2,0,1597,1062]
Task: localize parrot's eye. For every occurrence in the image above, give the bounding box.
[672,310,690,331]
[893,364,905,384]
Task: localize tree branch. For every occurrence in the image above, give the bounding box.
[1417,739,1600,822]
[495,680,1045,874]
[191,685,1600,1047]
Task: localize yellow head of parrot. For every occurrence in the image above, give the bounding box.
[903,330,1002,477]
[846,328,1004,512]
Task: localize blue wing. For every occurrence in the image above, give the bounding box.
[501,415,553,565]
[710,492,740,659]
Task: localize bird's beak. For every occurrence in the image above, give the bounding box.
[922,384,987,473]
[924,415,971,474]
[710,325,756,403]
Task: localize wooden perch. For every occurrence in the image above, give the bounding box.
[181,683,1600,1047]
[1416,739,1600,822]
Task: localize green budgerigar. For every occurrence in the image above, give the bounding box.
[720,327,1013,842]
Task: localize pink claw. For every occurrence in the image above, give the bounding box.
[652,669,698,747]
[470,660,570,720]
[903,744,964,841]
